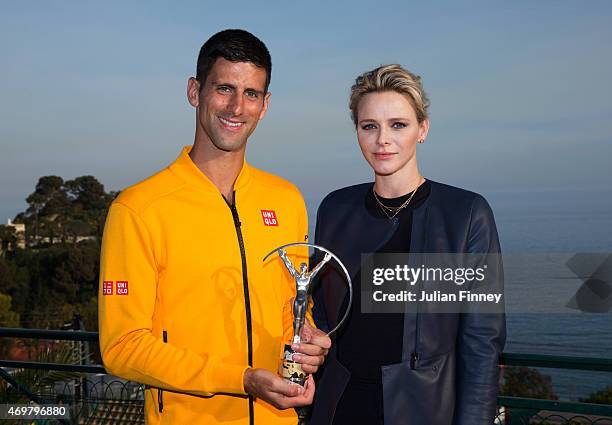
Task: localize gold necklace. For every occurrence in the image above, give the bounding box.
[373,178,424,219]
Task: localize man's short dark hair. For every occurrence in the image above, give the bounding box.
[196,29,272,92]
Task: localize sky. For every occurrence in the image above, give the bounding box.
[1,1,612,223]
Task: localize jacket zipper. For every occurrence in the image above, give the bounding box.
[410,312,420,369]
[158,330,168,412]
[225,193,254,425]
[411,206,429,370]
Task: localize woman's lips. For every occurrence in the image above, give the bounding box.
[373,152,396,160]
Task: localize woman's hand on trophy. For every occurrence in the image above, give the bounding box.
[291,320,332,374]
[243,368,315,409]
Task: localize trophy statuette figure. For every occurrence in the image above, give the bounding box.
[264,242,352,386]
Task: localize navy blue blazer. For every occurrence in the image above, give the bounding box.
[309,180,506,425]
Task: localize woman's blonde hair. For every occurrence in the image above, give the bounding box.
[349,64,430,126]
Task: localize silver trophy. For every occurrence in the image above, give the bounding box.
[263,242,352,385]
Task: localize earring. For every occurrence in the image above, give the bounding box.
[418,139,425,144]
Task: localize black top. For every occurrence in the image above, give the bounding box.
[333,180,431,425]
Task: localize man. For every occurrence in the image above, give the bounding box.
[98,29,330,425]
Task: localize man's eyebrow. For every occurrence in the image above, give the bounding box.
[210,81,264,94]
[210,81,236,89]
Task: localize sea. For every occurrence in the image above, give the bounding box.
[490,189,612,401]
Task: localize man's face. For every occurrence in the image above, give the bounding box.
[188,57,270,153]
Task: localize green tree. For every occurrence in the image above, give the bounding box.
[50,241,99,304]
[0,225,17,255]
[65,175,114,240]
[499,366,558,399]
[0,293,20,327]
[0,257,29,314]
[2,174,112,328]
[76,296,99,332]
[19,175,114,244]
[23,175,68,243]
[63,218,93,243]
[0,293,20,358]
[65,175,110,211]
[581,385,612,404]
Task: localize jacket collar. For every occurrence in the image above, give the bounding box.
[169,146,252,193]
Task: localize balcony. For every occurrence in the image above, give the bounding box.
[1,328,611,424]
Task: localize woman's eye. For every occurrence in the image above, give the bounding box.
[361,123,376,130]
[392,122,407,129]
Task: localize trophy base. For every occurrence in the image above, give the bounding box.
[279,344,307,386]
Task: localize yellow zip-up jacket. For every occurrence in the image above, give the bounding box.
[99,147,309,424]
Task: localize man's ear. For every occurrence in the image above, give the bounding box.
[258,91,271,121]
[187,77,200,108]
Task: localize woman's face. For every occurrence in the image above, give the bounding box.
[356,91,429,177]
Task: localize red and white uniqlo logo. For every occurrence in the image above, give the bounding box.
[103,281,114,296]
[116,281,129,295]
[261,210,278,226]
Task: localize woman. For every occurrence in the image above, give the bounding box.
[309,65,505,425]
